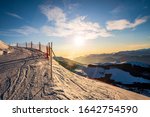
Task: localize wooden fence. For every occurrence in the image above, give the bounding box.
[15,41,55,79]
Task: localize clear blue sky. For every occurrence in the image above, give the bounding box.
[0,0,150,58]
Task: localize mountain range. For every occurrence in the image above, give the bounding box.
[75,48,150,64]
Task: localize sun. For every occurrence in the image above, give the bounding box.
[73,35,85,47]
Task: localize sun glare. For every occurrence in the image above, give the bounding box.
[73,36,85,47]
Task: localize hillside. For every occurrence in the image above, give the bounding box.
[54,56,84,74]
[0,47,149,100]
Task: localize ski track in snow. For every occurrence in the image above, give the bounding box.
[0,47,149,100]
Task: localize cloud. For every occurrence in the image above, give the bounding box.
[106,16,148,30]
[6,12,23,20]
[40,6,112,39]
[10,26,39,36]
[110,6,124,14]
[0,30,21,37]
[40,6,66,23]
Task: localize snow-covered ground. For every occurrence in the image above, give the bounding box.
[106,68,150,84]
[82,65,150,84]
[80,64,150,97]
[0,40,12,55]
[83,67,105,78]
[0,47,149,100]
[0,40,9,49]
[0,51,3,55]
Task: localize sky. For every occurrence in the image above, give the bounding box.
[0,0,150,59]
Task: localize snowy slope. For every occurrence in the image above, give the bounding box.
[83,67,105,78]
[0,40,9,50]
[81,64,150,97]
[106,68,150,84]
[82,66,150,84]
[0,47,149,100]
[0,40,12,55]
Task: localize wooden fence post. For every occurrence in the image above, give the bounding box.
[46,46,48,59]
[48,42,50,56]
[50,42,53,79]
[26,42,27,48]
[39,42,41,51]
[31,41,32,48]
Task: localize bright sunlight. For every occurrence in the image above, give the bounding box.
[73,35,85,47]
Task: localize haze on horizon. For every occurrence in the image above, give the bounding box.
[0,0,150,59]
